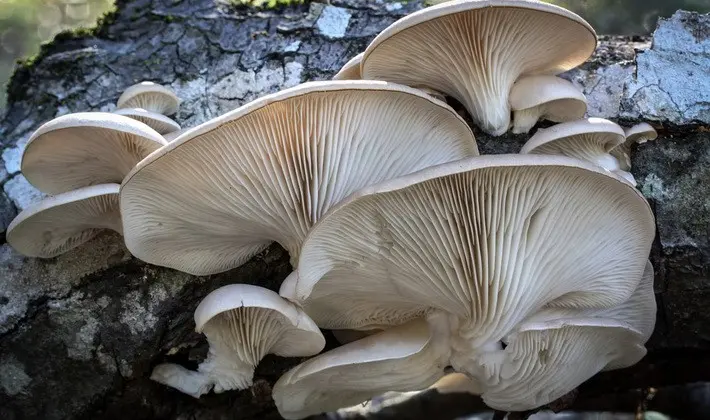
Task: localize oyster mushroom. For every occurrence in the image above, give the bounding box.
[273,318,450,419]
[611,122,658,171]
[280,154,654,407]
[120,80,478,275]
[113,108,181,135]
[360,0,596,135]
[520,118,634,183]
[116,81,179,115]
[472,261,656,411]
[151,284,324,398]
[509,75,587,134]
[6,183,121,257]
[21,112,166,194]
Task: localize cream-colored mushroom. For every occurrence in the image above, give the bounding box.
[6,183,121,257]
[113,108,181,135]
[116,81,179,115]
[509,75,587,134]
[272,318,449,419]
[151,284,324,398]
[21,112,166,194]
[361,0,596,135]
[611,122,659,171]
[520,118,631,181]
[120,80,478,276]
[280,154,654,372]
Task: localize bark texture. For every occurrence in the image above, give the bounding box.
[0,1,708,419]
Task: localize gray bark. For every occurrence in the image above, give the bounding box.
[0,1,708,419]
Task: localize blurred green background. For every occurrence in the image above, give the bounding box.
[0,0,709,109]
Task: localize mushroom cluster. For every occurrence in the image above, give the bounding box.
[6,0,660,418]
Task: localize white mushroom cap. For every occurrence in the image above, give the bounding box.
[612,122,659,171]
[6,183,121,258]
[281,154,655,351]
[430,372,481,395]
[468,261,656,411]
[509,75,587,134]
[116,81,179,115]
[332,52,363,80]
[475,321,645,411]
[113,108,181,135]
[162,127,190,142]
[151,284,324,398]
[120,80,478,275]
[361,0,596,135]
[21,112,166,194]
[272,318,449,419]
[520,118,626,173]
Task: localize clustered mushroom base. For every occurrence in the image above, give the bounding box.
[5,1,660,419]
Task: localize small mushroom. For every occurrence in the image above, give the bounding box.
[21,112,166,194]
[509,75,587,134]
[116,81,179,115]
[360,0,596,135]
[520,118,630,181]
[272,318,449,419]
[281,154,654,351]
[120,80,478,275]
[611,122,658,171]
[470,261,656,411]
[113,108,181,135]
[151,284,324,398]
[6,183,121,257]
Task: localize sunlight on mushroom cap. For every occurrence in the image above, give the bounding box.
[6,183,121,258]
[120,80,478,276]
[361,0,596,136]
[21,112,166,194]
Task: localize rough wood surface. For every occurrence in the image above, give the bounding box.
[0,1,708,419]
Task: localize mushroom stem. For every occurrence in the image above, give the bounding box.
[197,344,256,392]
[512,107,544,134]
[150,363,214,398]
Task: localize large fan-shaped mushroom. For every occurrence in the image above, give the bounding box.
[360,0,596,135]
[6,183,121,257]
[21,112,166,194]
[281,154,654,352]
[151,284,324,398]
[120,80,478,275]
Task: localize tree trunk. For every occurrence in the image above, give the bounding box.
[0,1,708,419]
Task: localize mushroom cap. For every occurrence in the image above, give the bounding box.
[116,81,179,115]
[6,183,121,258]
[272,319,447,419]
[195,284,325,357]
[113,108,181,135]
[361,0,596,135]
[471,261,656,411]
[509,75,587,133]
[163,127,190,142]
[21,112,166,195]
[120,80,478,275]
[281,154,655,348]
[332,52,363,80]
[612,123,658,171]
[520,118,626,172]
[476,320,646,411]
